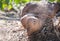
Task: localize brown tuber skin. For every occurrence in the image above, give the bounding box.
[21,2,60,36]
[21,14,43,35]
[53,15,60,39]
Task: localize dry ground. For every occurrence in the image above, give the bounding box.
[0,11,28,41]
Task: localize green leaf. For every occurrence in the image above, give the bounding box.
[5,0,9,4]
[57,0,60,3]
[0,1,2,9]
[48,0,60,3]
[8,5,12,10]
[48,0,55,2]
[14,0,20,4]
[21,0,30,3]
[10,0,12,4]
[2,3,7,9]
[33,0,40,1]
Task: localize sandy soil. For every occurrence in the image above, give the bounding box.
[0,19,28,41]
[0,11,28,41]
